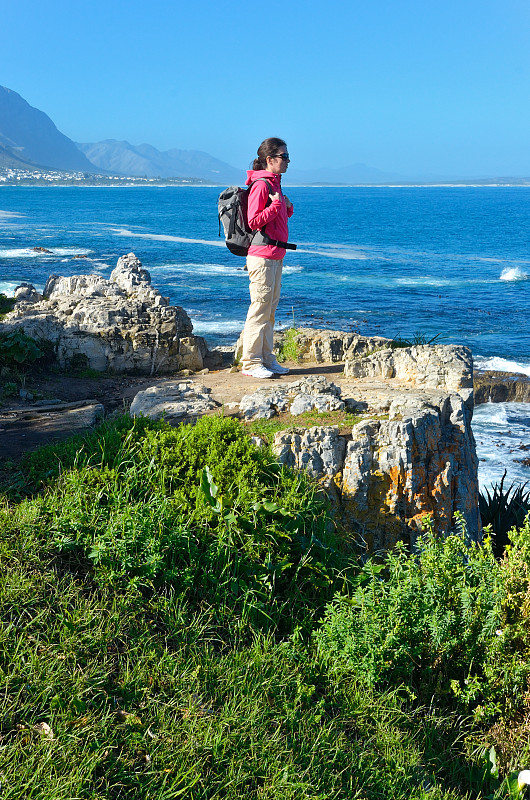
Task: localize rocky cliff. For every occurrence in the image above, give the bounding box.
[1,253,215,374]
[474,370,530,404]
[273,390,479,550]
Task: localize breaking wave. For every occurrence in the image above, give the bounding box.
[500,266,529,281]
[474,356,530,377]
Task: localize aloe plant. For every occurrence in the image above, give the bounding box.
[479,471,530,557]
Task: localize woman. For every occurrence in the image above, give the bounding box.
[241,137,294,379]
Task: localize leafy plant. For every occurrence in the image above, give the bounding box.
[479,472,530,558]
[0,292,15,317]
[0,329,44,369]
[24,414,346,631]
[277,327,302,363]
[1,380,18,399]
[316,522,503,709]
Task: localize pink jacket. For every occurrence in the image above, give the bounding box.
[245,169,294,259]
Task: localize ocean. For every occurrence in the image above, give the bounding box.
[1,185,529,490]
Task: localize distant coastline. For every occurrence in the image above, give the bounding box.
[1,166,530,189]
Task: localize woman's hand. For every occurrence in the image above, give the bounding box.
[269,192,281,202]
[284,195,293,209]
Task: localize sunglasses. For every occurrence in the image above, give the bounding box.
[274,153,290,161]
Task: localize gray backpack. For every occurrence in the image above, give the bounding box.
[218,179,296,257]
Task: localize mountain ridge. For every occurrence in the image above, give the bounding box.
[76,139,243,183]
[0,86,97,172]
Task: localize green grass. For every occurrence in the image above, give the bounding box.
[247,410,364,443]
[0,507,489,799]
[2,414,530,798]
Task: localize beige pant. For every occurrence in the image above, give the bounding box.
[241,255,283,370]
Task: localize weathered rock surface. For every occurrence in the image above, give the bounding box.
[1,253,213,375]
[474,370,530,404]
[239,375,344,420]
[130,381,219,423]
[273,391,480,550]
[235,328,390,364]
[344,344,474,409]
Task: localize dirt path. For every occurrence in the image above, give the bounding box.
[0,362,422,463]
[0,363,341,462]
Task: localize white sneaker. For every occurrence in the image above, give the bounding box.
[241,365,274,379]
[265,359,290,375]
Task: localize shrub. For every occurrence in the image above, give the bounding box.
[277,327,301,363]
[26,414,346,631]
[0,329,44,369]
[316,515,530,724]
[316,521,503,707]
[0,292,15,316]
[390,332,443,348]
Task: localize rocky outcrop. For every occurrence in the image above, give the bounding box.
[1,253,218,375]
[474,370,530,404]
[344,344,474,409]
[130,380,219,423]
[235,328,390,364]
[239,375,345,420]
[273,391,480,550]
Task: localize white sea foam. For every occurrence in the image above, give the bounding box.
[111,228,226,248]
[474,356,530,377]
[472,401,530,490]
[395,276,452,287]
[296,246,367,260]
[0,281,20,296]
[283,264,303,274]
[191,318,244,336]
[0,246,93,258]
[112,228,368,260]
[155,262,247,278]
[0,210,25,219]
[500,266,529,281]
[0,248,40,258]
[51,247,93,256]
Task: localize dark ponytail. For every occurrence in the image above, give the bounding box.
[252,137,287,170]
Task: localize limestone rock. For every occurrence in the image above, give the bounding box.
[272,392,480,550]
[273,426,346,482]
[239,376,345,421]
[14,283,42,303]
[235,328,390,364]
[344,344,474,409]
[240,389,290,420]
[130,381,219,423]
[290,392,344,415]
[1,253,211,375]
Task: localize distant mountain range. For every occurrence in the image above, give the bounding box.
[76,139,406,184]
[76,139,242,183]
[2,85,527,185]
[0,86,95,172]
[0,85,409,183]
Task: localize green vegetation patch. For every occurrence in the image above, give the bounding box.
[277,327,302,363]
[0,292,15,317]
[247,410,364,443]
[5,414,345,633]
[4,414,530,796]
[316,515,530,728]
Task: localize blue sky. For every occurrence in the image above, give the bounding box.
[2,0,529,177]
